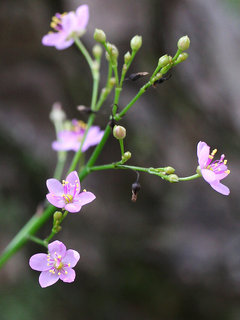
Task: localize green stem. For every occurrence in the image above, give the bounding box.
[54,152,67,180]
[28,235,48,248]
[74,38,93,71]
[178,173,201,181]
[119,139,124,156]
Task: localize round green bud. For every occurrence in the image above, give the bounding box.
[177,35,190,51]
[109,77,116,87]
[130,35,142,51]
[113,125,126,139]
[54,211,62,221]
[124,51,131,64]
[92,44,103,59]
[176,52,188,63]
[158,54,170,68]
[168,174,179,183]
[107,43,119,59]
[165,166,175,174]
[122,151,132,162]
[94,28,106,43]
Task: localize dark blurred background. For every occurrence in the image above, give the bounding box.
[0,0,240,319]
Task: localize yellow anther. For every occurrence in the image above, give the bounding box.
[58,255,62,259]
[225,170,230,174]
[77,120,87,129]
[208,155,213,159]
[58,272,61,276]
[224,160,227,165]
[211,149,217,156]
[47,263,50,266]
[65,271,68,274]
[52,16,60,23]
[50,21,57,29]
[83,189,87,192]
[68,263,70,267]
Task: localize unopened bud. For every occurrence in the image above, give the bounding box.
[92,44,102,59]
[177,35,190,51]
[94,28,106,43]
[53,211,62,221]
[113,125,126,139]
[176,52,188,63]
[165,166,175,174]
[168,174,179,183]
[130,35,142,51]
[49,102,66,123]
[109,77,116,87]
[122,151,131,162]
[124,51,131,64]
[107,43,118,58]
[158,55,170,68]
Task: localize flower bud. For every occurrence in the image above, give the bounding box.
[113,125,126,139]
[168,174,179,183]
[122,151,131,162]
[49,102,66,123]
[164,166,175,174]
[107,43,119,66]
[124,51,131,64]
[94,28,106,43]
[158,54,170,68]
[176,52,188,63]
[92,44,102,59]
[177,35,190,51]
[53,211,62,221]
[109,77,116,87]
[130,35,142,51]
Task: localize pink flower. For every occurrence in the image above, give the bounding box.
[46,171,95,213]
[42,5,89,50]
[52,120,104,152]
[197,141,230,195]
[29,240,80,288]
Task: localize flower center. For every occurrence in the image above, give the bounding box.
[47,253,69,276]
[50,12,67,32]
[63,194,73,203]
[206,148,230,175]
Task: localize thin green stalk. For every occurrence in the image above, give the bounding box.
[28,235,48,248]
[74,38,93,71]
[178,173,201,181]
[119,139,124,156]
[54,151,67,180]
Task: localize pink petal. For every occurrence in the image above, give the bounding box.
[75,191,96,206]
[201,169,216,183]
[52,131,78,151]
[82,126,104,152]
[198,144,210,168]
[197,141,207,159]
[46,179,64,195]
[39,270,59,288]
[76,5,89,30]
[65,202,82,213]
[63,249,80,268]
[59,268,76,283]
[62,12,78,34]
[210,181,230,196]
[48,240,66,257]
[66,171,80,191]
[46,193,65,208]
[55,38,74,50]
[29,253,49,271]
[42,32,63,46]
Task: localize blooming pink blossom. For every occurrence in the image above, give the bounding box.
[197,141,230,195]
[52,120,104,152]
[46,171,95,213]
[42,5,89,50]
[29,240,80,288]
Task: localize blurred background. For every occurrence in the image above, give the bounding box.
[0,0,240,319]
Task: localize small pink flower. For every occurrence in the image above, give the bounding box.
[197,141,230,195]
[42,5,89,50]
[46,171,95,213]
[29,240,80,288]
[52,120,104,152]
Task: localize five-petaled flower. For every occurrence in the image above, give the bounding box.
[29,240,80,288]
[197,141,230,195]
[42,4,89,50]
[46,171,95,212]
[52,120,104,152]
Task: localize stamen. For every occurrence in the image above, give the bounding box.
[211,149,217,156]
[224,160,227,165]
[65,271,68,274]
[58,272,61,276]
